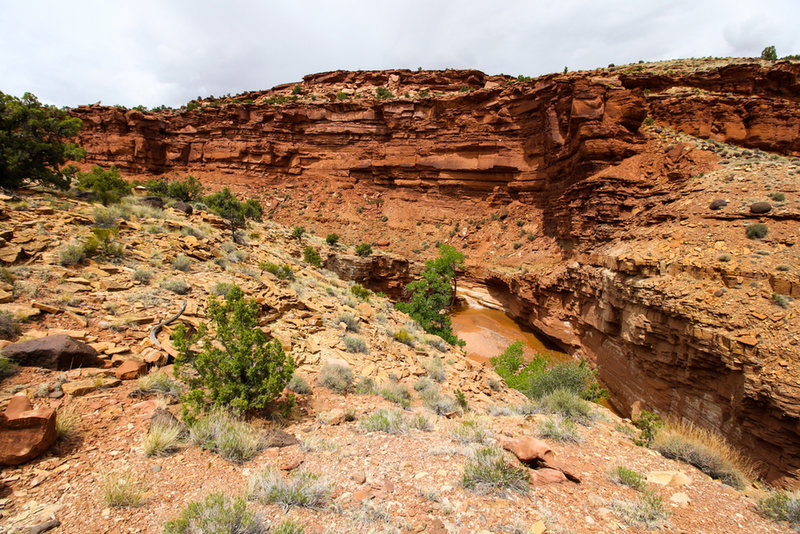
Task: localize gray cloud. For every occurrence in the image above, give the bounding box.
[2,0,798,108]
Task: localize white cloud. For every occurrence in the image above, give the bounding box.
[1,0,798,108]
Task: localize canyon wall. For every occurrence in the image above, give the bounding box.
[71,59,800,486]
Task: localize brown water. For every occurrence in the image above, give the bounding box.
[451,306,572,364]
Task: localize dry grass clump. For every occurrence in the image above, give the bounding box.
[247,467,330,510]
[56,403,81,440]
[758,491,800,526]
[137,370,182,397]
[451,419,492,444]
[319,362,353,393]
[652,420,751,488]
[102,470,147,507]
[359,409,408,434]
[143,421,183,457]
[189,410,263,463]
[611,491,671,529]
[609,466,646,491]
[537,415,581,443]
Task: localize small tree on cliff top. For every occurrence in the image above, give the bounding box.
[0,91,86,189]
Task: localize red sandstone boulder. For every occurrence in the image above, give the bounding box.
[500,436,581,483]
[2,335,100,370]
[115,360,147,380]
[0,394,57,465]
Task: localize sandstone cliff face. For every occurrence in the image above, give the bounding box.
[71,59,800,486]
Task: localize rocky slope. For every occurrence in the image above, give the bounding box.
[68,58,800,487]
[0,190,792,533]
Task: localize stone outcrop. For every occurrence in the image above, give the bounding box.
[0,395,57,465]
[2,334,101,370]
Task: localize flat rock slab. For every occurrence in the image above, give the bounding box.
[62,377,120,396]
[2,334,100,370]
[115,360,147,380]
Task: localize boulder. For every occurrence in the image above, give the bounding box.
[115,360,147,380]
[500,436,581,483]
[2,335,100,370]
[0,394,57,465]
[709,199,728,210]
[173,201,193,215]
[141,196,164,209]
[750,201,772,214]
[61,377,120,396]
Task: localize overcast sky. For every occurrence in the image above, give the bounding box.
[2,0,798,108]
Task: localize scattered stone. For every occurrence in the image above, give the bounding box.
[352,471,367,484]
[61,377,120,396]
[670,492,691,505]
[114,360,147,380]
[262,428,299,448]
[2,335,100,370]
[646,470,690,487]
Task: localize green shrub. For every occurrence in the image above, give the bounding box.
[379,382,412,408]
[355,243,372,256]
[355,376,376,395]
[769,192,786,202]
[291,226,305,239]
[247,467,329,510]
[58,243,84,265]
[82,226,123,258]
[189,410,264,462]
[161,278,190,295]
[336,92,349,100]
[319,362,353,393]
[337,312,360,332]
[490,341,606,401]
[273,521,304,534]
[0,91,85,190]
[773,293,791,309]
[76,166,131,205]
[359,409,407,434]
[761,45,777,60]
[611,491,671,529]
[539,388,593,422]
[172,285,294,415]
[260,262,294,280]
[451,419,491,444]
[375,87,393,99]
[746,223,768,239]
[203,187,262,237]
[0,355,17,377]
[0,311,20,340]
[462,446,529,496]
[408,414,432,432]
[424,356,446,382]
[392,328,414,347]
[632,410,663,447]
[344,335,367,354]
[609,466,646,490]
[350,284,370,300]
[164,493,265,534]
[758,491,800,526]
[325,233,339,246]
[131,268,153,284]
[137,370,182,397]
[167,175,204,202]
[172,254,192,272]
[303,246,321,267]
[537,415,580,443]
[288,374,311,395]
